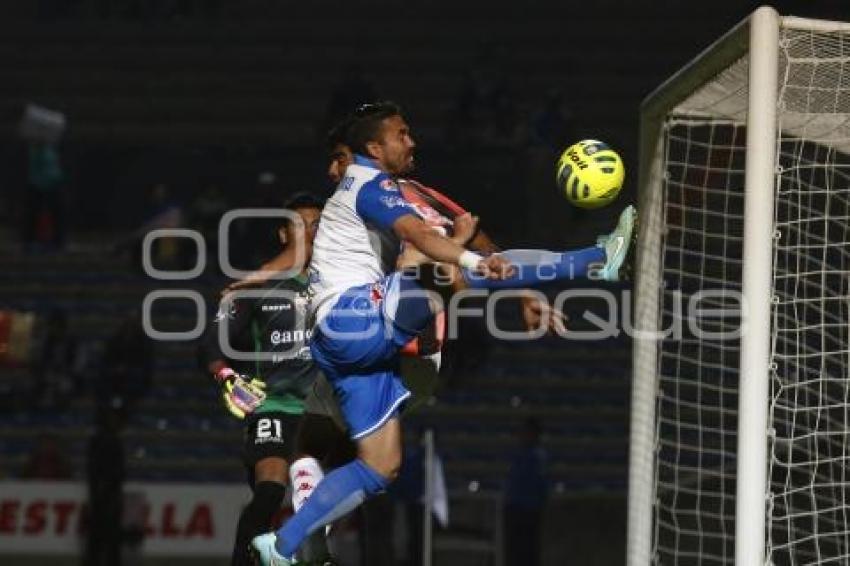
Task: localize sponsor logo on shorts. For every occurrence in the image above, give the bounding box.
[254,436,284,445]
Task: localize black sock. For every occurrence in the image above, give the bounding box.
[231,481,286,566]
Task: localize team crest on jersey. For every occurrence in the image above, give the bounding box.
[369,282,385,304]
[295,345,312,360]
[214,300,237,322]
[294,291,309,310]
[380,179,398,191]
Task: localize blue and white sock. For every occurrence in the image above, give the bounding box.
[274,459,387,557]
[462,247,605,290]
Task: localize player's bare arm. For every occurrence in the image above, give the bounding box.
[391,214,514,280]
[467,226,500,255]
[222,201,319,296]
[222,247,300,296]
[396,211,479,270]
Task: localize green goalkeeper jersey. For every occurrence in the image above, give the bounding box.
[206,274,318,415]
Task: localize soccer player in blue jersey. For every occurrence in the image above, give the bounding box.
[253,102,635,564]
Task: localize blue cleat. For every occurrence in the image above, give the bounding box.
[252,532,295,566]
[596,205,637,282]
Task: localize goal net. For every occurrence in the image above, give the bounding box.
[628,8,850,566]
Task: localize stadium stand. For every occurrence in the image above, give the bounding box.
[0,245,630,493]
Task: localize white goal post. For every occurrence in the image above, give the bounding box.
[628,6,850,565]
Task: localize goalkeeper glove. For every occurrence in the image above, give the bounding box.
[215,368,267,419]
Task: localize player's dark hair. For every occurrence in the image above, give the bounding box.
[326,115,354,150]
[281,192,324,227]
[344,101,403,157]
[283,191,324,211]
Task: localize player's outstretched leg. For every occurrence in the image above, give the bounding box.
[458,205,637,289]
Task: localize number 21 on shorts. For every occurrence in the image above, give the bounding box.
[257,418,282,440]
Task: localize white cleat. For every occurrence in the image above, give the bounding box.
[252,532,295,566]
[597,205,636,282]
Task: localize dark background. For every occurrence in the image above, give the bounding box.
[0,0,844,246]
[0,1,846,565]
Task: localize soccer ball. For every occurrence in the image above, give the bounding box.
[556,140,625,209]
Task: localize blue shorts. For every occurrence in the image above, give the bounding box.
[310,272,433,439]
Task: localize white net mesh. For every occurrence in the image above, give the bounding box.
[768,27,850,565]
[653,117,747,566]
[643,20,850,566]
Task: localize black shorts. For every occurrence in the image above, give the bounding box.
[303,372,347,432]
[242,412,301,470]
[294,413,356,470]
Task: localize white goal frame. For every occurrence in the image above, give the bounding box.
[627,6,850,566]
